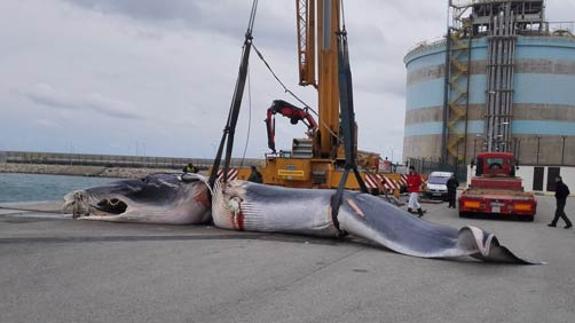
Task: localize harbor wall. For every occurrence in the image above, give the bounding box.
[0,151,262,178]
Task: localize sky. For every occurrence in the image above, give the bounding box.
[1,0,573,161]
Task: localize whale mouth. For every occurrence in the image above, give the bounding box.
[95,198,128,215]
[63,191,129,217]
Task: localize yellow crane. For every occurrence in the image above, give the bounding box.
[211,0,386,193]
[255,0,380,190]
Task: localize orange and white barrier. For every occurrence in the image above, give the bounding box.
[363,174,425,193]
[364,173,381,190]
[399,174,408,187]
[217,168,239,181]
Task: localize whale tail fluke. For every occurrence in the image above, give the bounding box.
[337,192,542,264]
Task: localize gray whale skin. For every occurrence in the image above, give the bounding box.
[62,173,211,225]
[62,173,540,264]
[213,180,541,264]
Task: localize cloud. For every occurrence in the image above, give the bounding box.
[63,0,294,46]
[19,83,143,120]
[64,0,202,24]
[32,118,60,128]
[0,0,572,160]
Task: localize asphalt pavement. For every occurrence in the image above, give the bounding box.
[0,196,574,323]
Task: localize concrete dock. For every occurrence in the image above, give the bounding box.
[1,197,574,323]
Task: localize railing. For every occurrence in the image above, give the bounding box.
[547,21,575,36]
[548,21,575,31]
[405,36,447,58]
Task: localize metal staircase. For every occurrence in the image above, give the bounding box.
[442,1,473,165]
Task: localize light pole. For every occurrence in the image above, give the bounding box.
[561,136,566,165]
[473,134,484,158]
[536,136,541,165]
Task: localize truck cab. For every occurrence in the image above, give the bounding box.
[475,152,516,175]
[471,152,521,190]
[460,152,537,221]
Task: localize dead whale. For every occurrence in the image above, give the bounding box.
[62,173,211,225]
[212,180,540,264]
[61,174,539,264]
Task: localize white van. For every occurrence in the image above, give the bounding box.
[424,171,453,199]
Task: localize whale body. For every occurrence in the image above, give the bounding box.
[212,180,539,264]
[62,174,540,264]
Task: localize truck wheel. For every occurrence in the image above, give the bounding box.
[459,212,467,218]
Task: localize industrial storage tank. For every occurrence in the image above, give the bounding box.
[403,0,575,168]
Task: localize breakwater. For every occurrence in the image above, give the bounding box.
[0,151,261,178]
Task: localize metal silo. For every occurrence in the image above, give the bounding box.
[403,0,575,170]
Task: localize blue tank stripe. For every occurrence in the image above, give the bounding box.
[404,121,484,136]
[512,121,575,136]
[515,74,575,106]
[406,76,487,110]
[407,74,575,110]
[405,120,575,137]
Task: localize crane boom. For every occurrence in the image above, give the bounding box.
[296,0,340,158]
[316,0,340,158]
[296,0,316,86]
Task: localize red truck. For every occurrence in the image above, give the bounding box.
[459,152,537,221]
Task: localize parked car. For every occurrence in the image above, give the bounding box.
[424,171,453,200]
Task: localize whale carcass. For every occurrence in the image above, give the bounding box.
[62,174,539,264]
[212,180,539,264]
[62,173,211,225]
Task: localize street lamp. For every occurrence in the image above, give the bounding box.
[388,147,395,163]
[473,134,485,158]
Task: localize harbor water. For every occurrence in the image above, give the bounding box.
[0,173,117,203]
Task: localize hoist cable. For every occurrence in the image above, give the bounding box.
[240,66,253,167]
[251,43,342,145]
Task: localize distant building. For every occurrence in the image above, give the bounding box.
[404,0,575,168]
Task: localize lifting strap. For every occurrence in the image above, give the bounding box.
[330,20,368,234]
[208,0,259,189]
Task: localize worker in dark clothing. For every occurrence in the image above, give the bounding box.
[247,165,263,183]
[183,163,198,173]
[548,176,572,229]
[446,175,459,209]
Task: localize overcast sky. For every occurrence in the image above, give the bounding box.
[1,0,573,161]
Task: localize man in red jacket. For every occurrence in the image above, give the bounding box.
[407,166,425,217]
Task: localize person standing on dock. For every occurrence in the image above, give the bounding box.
[407,166,425,217]
[248,165,263,184]
[446,175,459,209]
[183,163,198,174]
[548,176,572,229]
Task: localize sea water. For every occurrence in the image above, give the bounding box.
[0,173,117,203]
